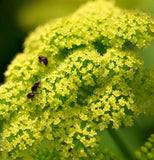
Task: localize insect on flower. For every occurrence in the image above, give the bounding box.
[68,148,72,152]
[31,80,41,92]
[131,67,135,72]
[27,92,37,98]
[39,55,48,65]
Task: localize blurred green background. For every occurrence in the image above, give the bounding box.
[0,0,153,159]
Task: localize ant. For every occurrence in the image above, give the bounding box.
[68,148,72,152]
[31,80,41,92]
[39,55,48,66]
[27,80,41,99]
[131,67,135,72]
[27,92,39,98]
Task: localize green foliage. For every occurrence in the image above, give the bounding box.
[17,0,89,31]
[0,0,154,159]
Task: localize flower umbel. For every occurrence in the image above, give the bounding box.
[0,0,154,159]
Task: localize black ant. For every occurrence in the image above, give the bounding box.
[31,80,41,92]
[27,92,39,98]
[39,55,48,66]
[27,81,41,99]
[68,148,72,152]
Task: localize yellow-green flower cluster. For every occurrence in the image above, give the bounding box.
[135,134,154,160]
[0,0,154,159]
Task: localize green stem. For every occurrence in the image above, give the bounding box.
[108,127,135,160]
